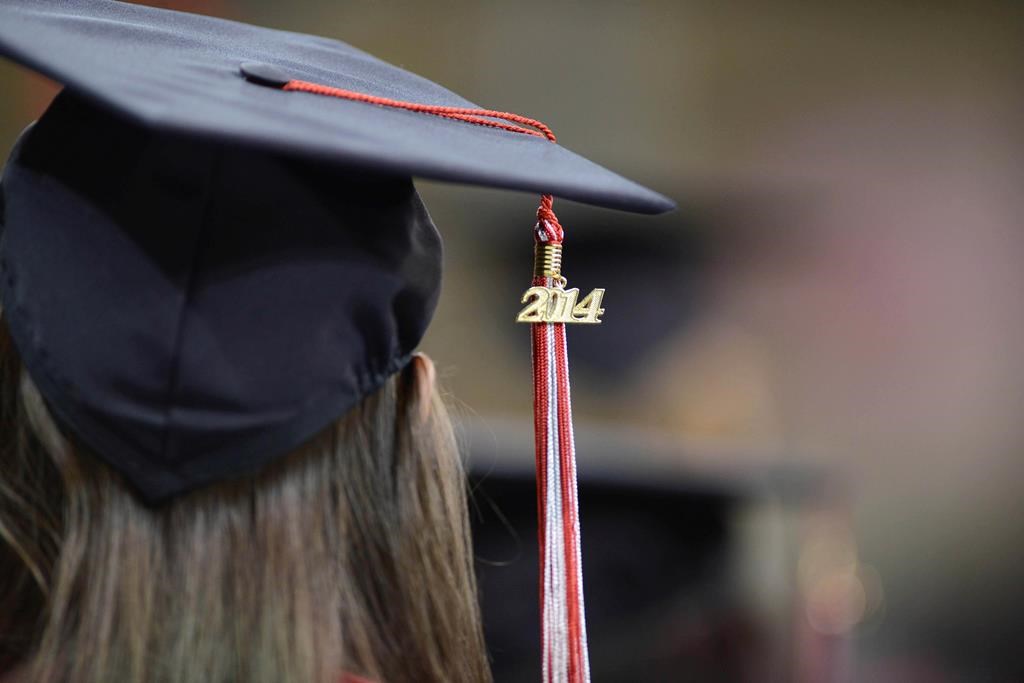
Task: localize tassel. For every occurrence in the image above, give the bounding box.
[531,202,591,683]
[266,77,596,681]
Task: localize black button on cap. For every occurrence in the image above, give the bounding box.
[240,62,291,88]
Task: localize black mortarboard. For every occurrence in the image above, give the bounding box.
[0,1,674,679]
[0,0,671,215]
[0,0,671,500]
[466,420,830,682]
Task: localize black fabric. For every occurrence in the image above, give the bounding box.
[0,93,442,501]
[0,0,674,214]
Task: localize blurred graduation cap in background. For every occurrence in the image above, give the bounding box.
[465,418,833,683]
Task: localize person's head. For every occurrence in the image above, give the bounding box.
[0,314,489,683]
[0,89,488,682]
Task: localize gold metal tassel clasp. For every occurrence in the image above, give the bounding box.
[517,242,605,325]
[534,242,564,281]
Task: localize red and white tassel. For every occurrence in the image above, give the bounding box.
[268,75,594,682]
[532,208,591,683]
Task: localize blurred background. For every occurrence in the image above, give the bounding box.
[2,1,1022,681]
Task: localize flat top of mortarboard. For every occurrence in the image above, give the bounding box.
[0,0,675,215]
[463,418,835,505]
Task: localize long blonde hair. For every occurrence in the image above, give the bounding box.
[0,313,490,682]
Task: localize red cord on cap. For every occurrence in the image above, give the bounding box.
[282,80,565,247]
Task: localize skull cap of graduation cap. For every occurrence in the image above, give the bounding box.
[0,0,674,502]
[1,91,444,501]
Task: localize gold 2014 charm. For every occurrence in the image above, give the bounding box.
[517,240,605,324]
[516,286,605,324]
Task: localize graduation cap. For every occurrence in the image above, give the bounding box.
[0,1,674,680]
[466,419,833,682]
